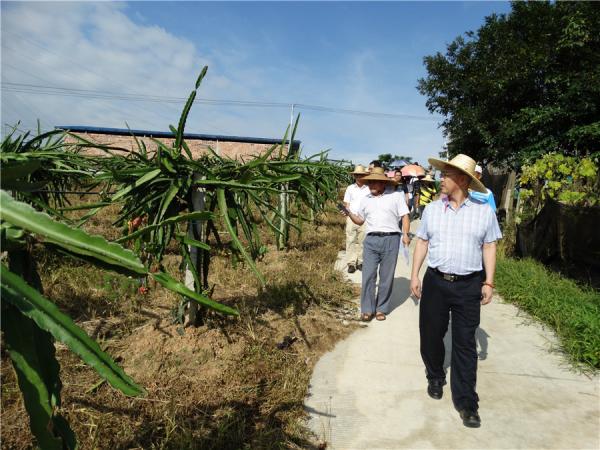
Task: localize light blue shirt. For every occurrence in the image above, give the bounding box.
[416,196,502,275]
[469,188,497,212]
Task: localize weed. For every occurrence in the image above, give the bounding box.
[496,256,600,370]
[1,212,356,449]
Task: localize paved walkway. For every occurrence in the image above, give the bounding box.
[305,221,599,449]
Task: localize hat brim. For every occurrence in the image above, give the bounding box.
[361,174,396,183]
[428,158,486,193]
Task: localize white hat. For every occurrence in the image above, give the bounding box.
[474,164,483,174]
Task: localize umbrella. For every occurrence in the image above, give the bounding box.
[401,164,426,177]
[390,159,410,168]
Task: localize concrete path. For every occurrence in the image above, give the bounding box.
[305,221,599,449]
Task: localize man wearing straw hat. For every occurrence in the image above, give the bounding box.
[343,167,410,321]
[410,154,501,428]
[343,164,370,273]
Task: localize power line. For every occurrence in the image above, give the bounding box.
[1,83,289,108]
[1,82,441,121]
[2,36,188,129]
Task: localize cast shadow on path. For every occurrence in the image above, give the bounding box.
[443,325,491,372]
[387,276,415,314]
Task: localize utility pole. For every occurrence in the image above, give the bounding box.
[277,104,294,250]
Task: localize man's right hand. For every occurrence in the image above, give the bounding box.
[410,276,422,300]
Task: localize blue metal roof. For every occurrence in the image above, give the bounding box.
[56,125,301,148]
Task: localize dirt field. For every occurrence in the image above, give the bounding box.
[1,209,359,449]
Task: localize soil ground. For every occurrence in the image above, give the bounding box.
[1,210,360,449]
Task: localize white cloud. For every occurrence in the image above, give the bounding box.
[1,2,444,164]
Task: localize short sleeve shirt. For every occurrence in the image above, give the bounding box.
[416,196,502,274]
[343,183,370,211]
[354,190,409,234]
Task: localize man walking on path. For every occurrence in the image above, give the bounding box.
[343,164,370,273]
[343,167,410,322]
[410,154,502,428]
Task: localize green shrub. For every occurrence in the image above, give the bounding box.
[496,257,600,370]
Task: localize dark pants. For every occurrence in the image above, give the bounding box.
[419,268,483,411]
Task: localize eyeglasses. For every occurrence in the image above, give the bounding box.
[440,171,460,178]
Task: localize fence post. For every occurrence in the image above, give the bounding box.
[184,173,206,326]
[501,171,517,223]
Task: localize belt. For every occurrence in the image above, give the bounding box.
[368,232,400,237]
[428,267,481,282]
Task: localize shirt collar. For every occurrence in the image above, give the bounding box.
[443,195,472,211]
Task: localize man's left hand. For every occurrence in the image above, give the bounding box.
[481,285,493,305]
[402,234,411,247]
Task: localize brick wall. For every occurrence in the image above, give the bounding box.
[65,132,285,160]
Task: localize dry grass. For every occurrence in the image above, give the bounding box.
[1,206,359,449]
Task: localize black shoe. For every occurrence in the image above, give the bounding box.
[458,409,481,428]
[347,265,356,274]
[427,379,446,400]
[356,263,362,271]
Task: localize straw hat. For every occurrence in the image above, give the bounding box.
[361,167,395,183]
[427,154,486,193]
[350,164,368,175]
[421,174,435,183]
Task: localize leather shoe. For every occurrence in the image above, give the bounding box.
[427,379,446,400]
[458,409,481,428]
[347,264,356,274]
[356,263,362,271]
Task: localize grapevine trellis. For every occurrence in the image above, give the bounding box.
[0,66,351,448]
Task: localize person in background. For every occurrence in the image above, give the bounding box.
[343,164,370,273]
[417,174,437,219]
[343,167,410,322]
[470,165,497,212]
[410,153,501,429]
[403,175,417,218]
[412,175,422,220]
[368,160,382,172]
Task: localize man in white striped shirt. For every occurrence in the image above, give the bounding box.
[410,154,502,429]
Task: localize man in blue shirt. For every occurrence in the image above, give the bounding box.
[411,154,502,429]
[469,165,496,212]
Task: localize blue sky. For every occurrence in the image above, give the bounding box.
[1,1,511,165]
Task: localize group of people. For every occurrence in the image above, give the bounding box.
[340,153,501,429]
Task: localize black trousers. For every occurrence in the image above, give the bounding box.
[419,268,483,410]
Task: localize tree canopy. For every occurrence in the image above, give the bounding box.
[418,1,600,168]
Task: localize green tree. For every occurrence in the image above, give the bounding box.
[418,1,600,168]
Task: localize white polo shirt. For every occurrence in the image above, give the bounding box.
[343,183,370,211]
[353,189,409,234]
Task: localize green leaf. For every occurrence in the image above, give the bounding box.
[0,159,42,182]
[115,211,214,243]
[1,180,48,192]
[175,90,197,151]
[150,271,239,316]
[195,65,208,89]
[2,305,75,450]
[111,168,162,201]
[1,265,145,397]
[0,190,146,275]
[157,182,180,223]
[216,188,266,287]
[177,233,211,250]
